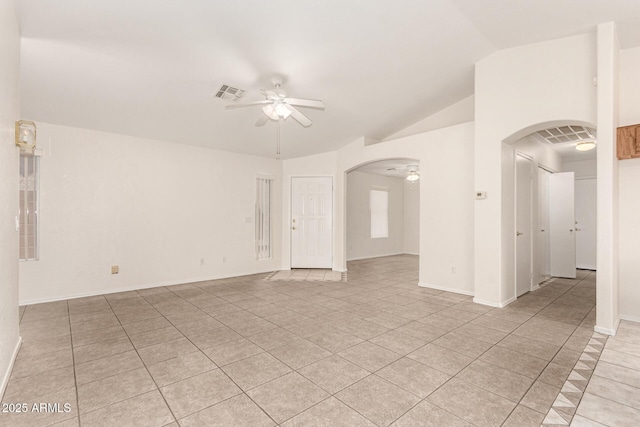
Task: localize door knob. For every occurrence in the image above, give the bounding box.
[516,231,523,236]
[575,228,581,231]
[569,229,574,232]
[292,226,297,230]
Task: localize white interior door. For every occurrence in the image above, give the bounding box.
[575,178,597,270]
[538,167,551,283]
[549,172,576,278]
[291,177,333,268]
[516,154,533,297]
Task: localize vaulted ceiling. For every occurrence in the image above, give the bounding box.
[17,0,640,159]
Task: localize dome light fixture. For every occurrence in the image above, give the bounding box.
[576,141,596,151]
[406,165,420,182]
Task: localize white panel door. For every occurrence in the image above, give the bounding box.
[516,154,533,297]
[549,172,576,278]
[291,177,333,268]
[575,178,597,270]
[538,167,551,283]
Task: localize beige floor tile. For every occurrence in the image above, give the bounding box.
[247,327,302,351]
[593,360,640,388]
[182,326,243,350]
[306,329,363,353]
[203,337,264,366]
[391,401,471,427]
[0,386,77,427]
[538,361,574,387]
[502,404,546,427]
[17,335,72,360]
[179,393,275,426]
[456,360,534,402]
[479,345,548,378]
[395,322,448,342]
[10,348,73,380]
[79,390,173,427]
[121,316,172,336]
[336,375,421,426]
[576,392,640,426]
[137,337,199,365]
[377,357,450,398]
[408,343,473,375]
[73,337,134,365]
[520,380,561,414]
[147,351,217,387]
[221,352,291,390]
[338,341,401,372]
[74,350,144,385]
[128,325,183,349]
[77,367,156,414]
[496,334,561,361]
[369,330,426,355]
[269,339,332,369]
[432,332,493,358]
[160,369,241,419]
[282,397,375,427]
[570,414,608,426]
[427,378,516,427]
[71,325,127,348]
[586,375,640,410]
[3,366,75,403]
[453,323,508,344]
[247,372,329,424]
[298,354,370,394]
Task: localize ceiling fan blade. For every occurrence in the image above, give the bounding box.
[255,115,269,127]
[284,97,325,110]
[287,105,313,127]
[225,100,272,109]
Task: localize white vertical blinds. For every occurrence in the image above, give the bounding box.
[256,177,273,260]
[370,189,389,239]
[19,153,39,260]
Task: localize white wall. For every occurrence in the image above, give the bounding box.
[0,0,22,398]
[346,171,405,261]
[383,96,475,141]
[336,123,475,294]
[563,159,597,178]
[618,46,640,322]
[404,180,420,255]
[474,33,597,307]
[19,123,282,304]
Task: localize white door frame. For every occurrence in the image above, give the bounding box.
[515,152,533,297]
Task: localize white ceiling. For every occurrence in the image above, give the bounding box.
[355,159,420,179]
[17,1,640,159]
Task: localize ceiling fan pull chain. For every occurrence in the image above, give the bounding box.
[276,121,281,160]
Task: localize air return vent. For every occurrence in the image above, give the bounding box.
[215,85,246,102]
[537,125,596,144]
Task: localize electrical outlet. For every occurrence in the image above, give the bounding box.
[111,265,119,274]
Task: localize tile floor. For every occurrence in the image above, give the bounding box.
[0,255,631,426]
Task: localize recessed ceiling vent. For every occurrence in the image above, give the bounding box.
[537,125,596,144]
[215,85,246,102]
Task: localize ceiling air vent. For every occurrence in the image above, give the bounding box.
[215,85,246,102]
[536,125,596,144]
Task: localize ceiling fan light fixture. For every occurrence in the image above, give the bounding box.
[576,141,596,151]
[274,103,291,119]
[262,104,279,121]
[406,165,420,182]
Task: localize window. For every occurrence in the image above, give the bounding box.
[19,153,39,260]
[370,189,389,238]
[255,177,273,260]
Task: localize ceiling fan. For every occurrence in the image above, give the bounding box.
[225,77,324,127]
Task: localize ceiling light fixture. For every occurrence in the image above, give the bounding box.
[406,165,420,182]
[576,141,596,151]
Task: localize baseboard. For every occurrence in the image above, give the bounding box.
[531,284,541,291]
[620,314,640,324]
[594,317,621,336]
[19,268,277,306]
[1,336,22,401]
[418,282,474,296]
[473,296,517,308]
[346,252,406,262]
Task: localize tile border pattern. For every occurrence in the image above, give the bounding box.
[542,331,608,426]
[264,270,347,282]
